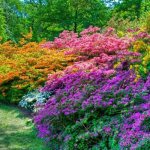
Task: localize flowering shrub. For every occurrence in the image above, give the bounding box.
[119,110,150,150]
[42,26,141,76]
[32,27,150,149]
[19,90,51,111]
[1,26,146,149]
[24,26,141,111]
[107,17,150,78]
[0,40,75,103]
[34,67,150,149]
[43,26,139,66]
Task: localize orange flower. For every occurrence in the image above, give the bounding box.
[0,39,76,102]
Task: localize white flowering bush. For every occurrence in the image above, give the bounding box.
[19,90,51,112]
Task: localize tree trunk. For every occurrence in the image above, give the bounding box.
[74,9,78,33]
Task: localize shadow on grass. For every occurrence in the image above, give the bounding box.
[0,103,32,118]
[0,124,47,150]
[0,103,50,150]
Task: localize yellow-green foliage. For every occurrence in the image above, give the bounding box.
[131,38,150,79]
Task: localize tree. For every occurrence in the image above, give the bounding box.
[0,0,111,41]
[29,0,110,40]
[0,1,7,42]
[1,0,28,42]
[113,0,143,20]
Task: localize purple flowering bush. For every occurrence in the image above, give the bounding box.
[34,68,150,149]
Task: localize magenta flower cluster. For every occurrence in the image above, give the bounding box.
[34,69,150,148]
[42,26,140,72]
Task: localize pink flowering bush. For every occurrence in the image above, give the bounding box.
[42,26,139,68]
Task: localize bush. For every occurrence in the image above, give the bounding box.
[0,40,75,103]
[19,90,51,111]
[34,69,150,149]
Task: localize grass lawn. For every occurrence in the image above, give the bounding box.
[0,104,49,150]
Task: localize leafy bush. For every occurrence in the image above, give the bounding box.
[131,29,150,78]
[19,90,51,111]
[34,68,150,149]
[0,39,75,103]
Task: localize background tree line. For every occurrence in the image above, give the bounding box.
[0,0,150,42]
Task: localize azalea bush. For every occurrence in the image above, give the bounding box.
[0,39,75,103]
[32,27,150,149]
[23,26,141,111]
[13,26,149,149]
[34,68,150,150]
[107,17,150,79]
[42,26,142,76]
[42,26,150,76]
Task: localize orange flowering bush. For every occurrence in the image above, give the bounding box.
[0,40,76,103]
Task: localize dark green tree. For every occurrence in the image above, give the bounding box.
[113,0,144,20]
[1,0,111,41]
[23,0,110,41]
[0,1,7,42]
[1,0,28,42]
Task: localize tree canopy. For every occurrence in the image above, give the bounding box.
[0,0,149,42]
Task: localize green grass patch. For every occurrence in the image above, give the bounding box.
[0,104,49,150]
